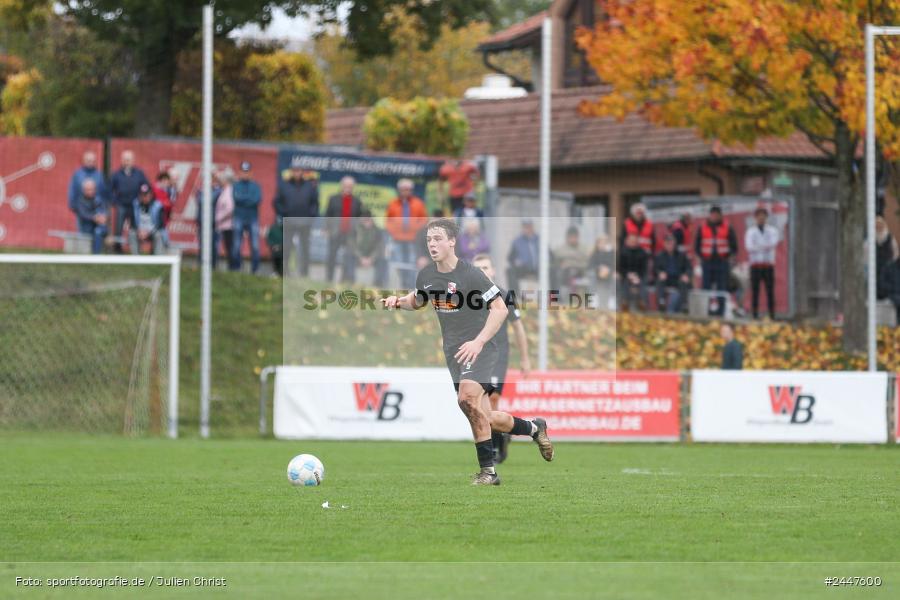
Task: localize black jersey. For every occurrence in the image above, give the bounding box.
[415,259,501,351]
[493,288,522,352]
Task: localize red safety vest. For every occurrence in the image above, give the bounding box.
[624,217,654,252]
[699,222,731,259]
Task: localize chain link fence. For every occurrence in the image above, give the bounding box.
[0,263,170,435]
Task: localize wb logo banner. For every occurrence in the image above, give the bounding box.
[352,382,404,421]
[768,385,815,424]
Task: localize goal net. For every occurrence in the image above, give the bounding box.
[0,254,180,437]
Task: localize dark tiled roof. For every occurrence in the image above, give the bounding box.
[477,11,547,51]
[324,86,829,171]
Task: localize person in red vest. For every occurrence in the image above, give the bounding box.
[619,202,656,254]
[695,205,738,291]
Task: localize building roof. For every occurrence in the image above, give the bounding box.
[325,86,829,172]
[477,11,547,52]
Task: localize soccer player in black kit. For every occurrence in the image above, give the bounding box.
[382,218,553,485]
[472,253,532,464]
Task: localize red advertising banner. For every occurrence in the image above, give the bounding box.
[0,136,104,250]
[110,138,280,256]
[498,370,682,441]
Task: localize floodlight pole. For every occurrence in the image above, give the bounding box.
[200,4,213,437]
[864,24,900,372]
[538,17,552,371]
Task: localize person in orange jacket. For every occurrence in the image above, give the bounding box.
[385,178,428,288]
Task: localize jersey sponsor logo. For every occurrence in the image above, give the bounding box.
[768,385,815,424]
[352,382,404,421]
[431,298,460,311]
[482,284,500,302]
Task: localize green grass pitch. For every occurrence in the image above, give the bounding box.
[3,434,900,598]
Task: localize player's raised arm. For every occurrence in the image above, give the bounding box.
[381,290,425,311]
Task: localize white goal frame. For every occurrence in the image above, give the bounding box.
[0,253,181,438]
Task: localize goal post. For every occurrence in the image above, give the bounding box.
[0,253,180,438]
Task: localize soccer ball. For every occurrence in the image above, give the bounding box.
[287,454,325,487]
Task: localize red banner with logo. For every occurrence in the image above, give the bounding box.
[110,138,280,256]
[0,136,104,250]
[498,370,682,441]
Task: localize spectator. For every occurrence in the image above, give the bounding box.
[231,161,262,273]
[194,171,224,268]
[745,207,779,319]
[130,183,164,255]
[669,212,693,256]
[215,172,235,270]
[617,233,649,311]
[452,193,485,224]
[875,216,900,300]
[354,209,389,287]
[720,322,744,370]
[588,234,616,309]
[273,164,319,277]
[109,150,149,253]
[68,151,105,227]
[553,225,589,293]
[695,205,738,291]
[324,176,363,283]
[71,179,108,254]
[385,178,427,289]
[152,171,176,247]
[267,216,284,277]
[620,202,655,255]
[506,219,539,293]
[880,255,900,324]
[654,234,691,313]
[439,159,479,214]
[457,218,491,262]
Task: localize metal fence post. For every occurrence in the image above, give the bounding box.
[259,366,277,436]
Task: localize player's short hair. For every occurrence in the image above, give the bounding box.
[427,217,459,240]
[472,253,492,265]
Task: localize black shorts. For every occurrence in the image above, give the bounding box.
[489,350,510,395]
[444,344,498,394]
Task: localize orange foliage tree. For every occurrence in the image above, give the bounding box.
[576,0,900,352]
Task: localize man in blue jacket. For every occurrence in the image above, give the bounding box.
[71,179,108,254]
[67,151,105,228]
[109,150,149,252]
[231,161,262,273]
[130,183,165,255]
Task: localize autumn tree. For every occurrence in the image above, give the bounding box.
[577,0,900,353]
[364,97,469,156]
[315,9,492,107]
[171,42,325,142]
[23,17,139,137]
[0,68,38,134]
[10,0,490,136]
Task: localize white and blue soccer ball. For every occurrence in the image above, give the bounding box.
[287,454,325,487]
